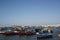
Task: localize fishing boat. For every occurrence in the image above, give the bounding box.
[18,28,36,35]
[3,30,19,35]
[3,28,36,35]
[36,28,53,39]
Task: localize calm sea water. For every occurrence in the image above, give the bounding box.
[0,28,60,40]
[0,34,37,40]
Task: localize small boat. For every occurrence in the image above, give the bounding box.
[24,31,36,35]
[0,26,37,35]
[18,31,36,35]
[24,28,36,35]
[3,30,19,35]
[3,29,36,35]
[18,28,36,35]
[36,29,53,39]
[37,33,53,39]
[0,31,5,34]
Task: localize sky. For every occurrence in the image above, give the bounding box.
[0,0,60,26]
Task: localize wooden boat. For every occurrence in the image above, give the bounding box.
[18,31,36,35]
[18,29,36,35]
[25,31,36,35]
[2,28,36,35]
[2,29,19,35]
[3,31,19,35]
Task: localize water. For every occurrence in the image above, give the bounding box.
[0,34,37,40]
[0,28,60,40]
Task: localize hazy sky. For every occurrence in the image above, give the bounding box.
[0,0,60,26]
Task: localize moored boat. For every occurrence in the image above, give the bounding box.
[3,30,19,35]
[2,28,36,35]
[36,28,53,39]
[18,28,36,35]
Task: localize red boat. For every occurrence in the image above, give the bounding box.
[24,31,36,35]
[18,28,36,35]
[2,28,36,35]
[3,31,19,35]
[18,31,36,35]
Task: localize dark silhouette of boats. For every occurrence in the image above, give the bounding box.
[1,28,36,35]
[18,28,36,35]
[3,31,36,35]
